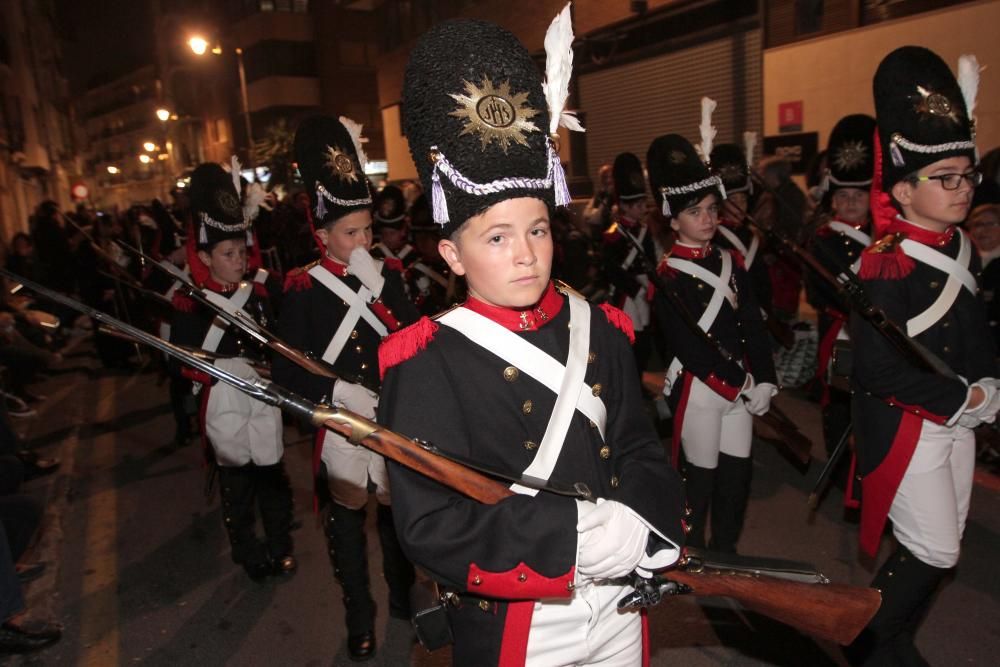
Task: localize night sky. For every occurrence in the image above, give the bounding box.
[56,0,154,93]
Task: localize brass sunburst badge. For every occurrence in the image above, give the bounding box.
[324,145,359,184]
[833,140,868,171]
[914,86,960,124]
[449,77,540,153]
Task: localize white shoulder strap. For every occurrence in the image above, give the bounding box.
[308,265,388,364]
[621,225,648,271]
[438,294,605,496]
[828,221,872,248]
[903,231,976,337]
[201,281,256,353]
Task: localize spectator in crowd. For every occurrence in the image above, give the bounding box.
[581,163,614,242]
[28,202,74,296]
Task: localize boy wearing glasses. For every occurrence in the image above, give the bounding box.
[847,47,998,665]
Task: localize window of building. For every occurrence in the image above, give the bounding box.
[243,40,317,83]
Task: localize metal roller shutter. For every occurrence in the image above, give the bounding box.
[579,28,762,182]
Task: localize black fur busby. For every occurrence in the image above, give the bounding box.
[612,152,647,202]
[293,115,372,227]
[188,163,250,249]
[647,134,724,218]
[824,114,876,193]
[710,143,751,195]
[409,194,436,234]
[374,185,407,229]
[874,46,978,188]
[402,19,570,237]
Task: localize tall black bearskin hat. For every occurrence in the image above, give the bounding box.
[647,134,725,218]
[402,19,574,238]
[374,185,407,230]
[294,115,373,227]
[874,46,978,190]
[710,138,754,196]
[612,152,647,202]
[823,114,876,194]
[188,162,252,249]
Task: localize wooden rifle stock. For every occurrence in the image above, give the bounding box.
[663,569,879,645]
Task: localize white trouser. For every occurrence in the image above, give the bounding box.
[888,421,975,568]
[320,380,390,509]
[524,582,642,667]
[622,286,650,332]
[204,358,283,467]
[681,376,753,468]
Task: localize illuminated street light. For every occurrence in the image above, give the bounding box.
[188,36,208,56]
[211,45,223,55]
[158,153,169,161]
[107,165,120,174]
[156,108,171,122]
[139,154,152,164]
[143,141,157,152]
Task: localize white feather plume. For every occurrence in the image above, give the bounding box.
[339,116,369,171]
[243,182,268,222]
[957,54,982,121]
[229,155,242,196]
[742,131,757,169]
[696,97,718,164]
[543,2,585,135]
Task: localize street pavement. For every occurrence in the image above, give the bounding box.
[4,340,999,666]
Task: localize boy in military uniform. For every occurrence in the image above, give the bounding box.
[378,15,684,666]
[169,162,294,582]
[847,47,999,665]
[370,184,417,273]
[648,133,777,553]
[272,116,418,661]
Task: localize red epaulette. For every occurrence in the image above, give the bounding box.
[379,316,439,379]
[727,248,746,271]
[656,254,677,278]
[172,292,196,312]
[857,232,915,280]
[383,257,404,273]
[602,223,622,243]
[283,267,313,293]
[253,281,270,297]
[598,303,635,344]
[815,224,836,239]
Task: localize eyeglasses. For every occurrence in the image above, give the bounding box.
[910,171,984,190]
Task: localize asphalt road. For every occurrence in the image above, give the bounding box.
[5,342,999,666]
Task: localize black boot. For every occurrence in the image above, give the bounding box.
[682,463,715,549]
[256,463,296,576]
[708,453,752,554]
[844,546,951,666]
[325,503,376,661]
[376,504,416,620]
[218,466,270,581]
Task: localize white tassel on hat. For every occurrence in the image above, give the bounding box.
[696,97,718,164]
[543,2,586,135]
[339,116,369,172]
[243,182,268,223]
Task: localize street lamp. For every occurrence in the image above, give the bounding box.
[188,36,255,168]
[143,141,157,152]
[107,165,120,174]
[139,154,152,164]
[156,108,171,122]
[188,36,208,56]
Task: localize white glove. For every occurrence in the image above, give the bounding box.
[348,247,385,299]
[744,382,777,416]
[331,380,379,419]
[576,499,649,581]
[959,381,1000,426]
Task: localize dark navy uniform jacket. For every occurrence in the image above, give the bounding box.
[377,283,685,666]
[850,217,997,556]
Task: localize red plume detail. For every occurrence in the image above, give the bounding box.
[599,303,635,345]
[383,257,404,273]
[185,224,211,287]
[870,128,899,239]
[283,268,313,293]
[378,317,438,379]
[172,291,196,312]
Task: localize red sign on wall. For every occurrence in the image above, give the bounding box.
[778,101,803,133]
